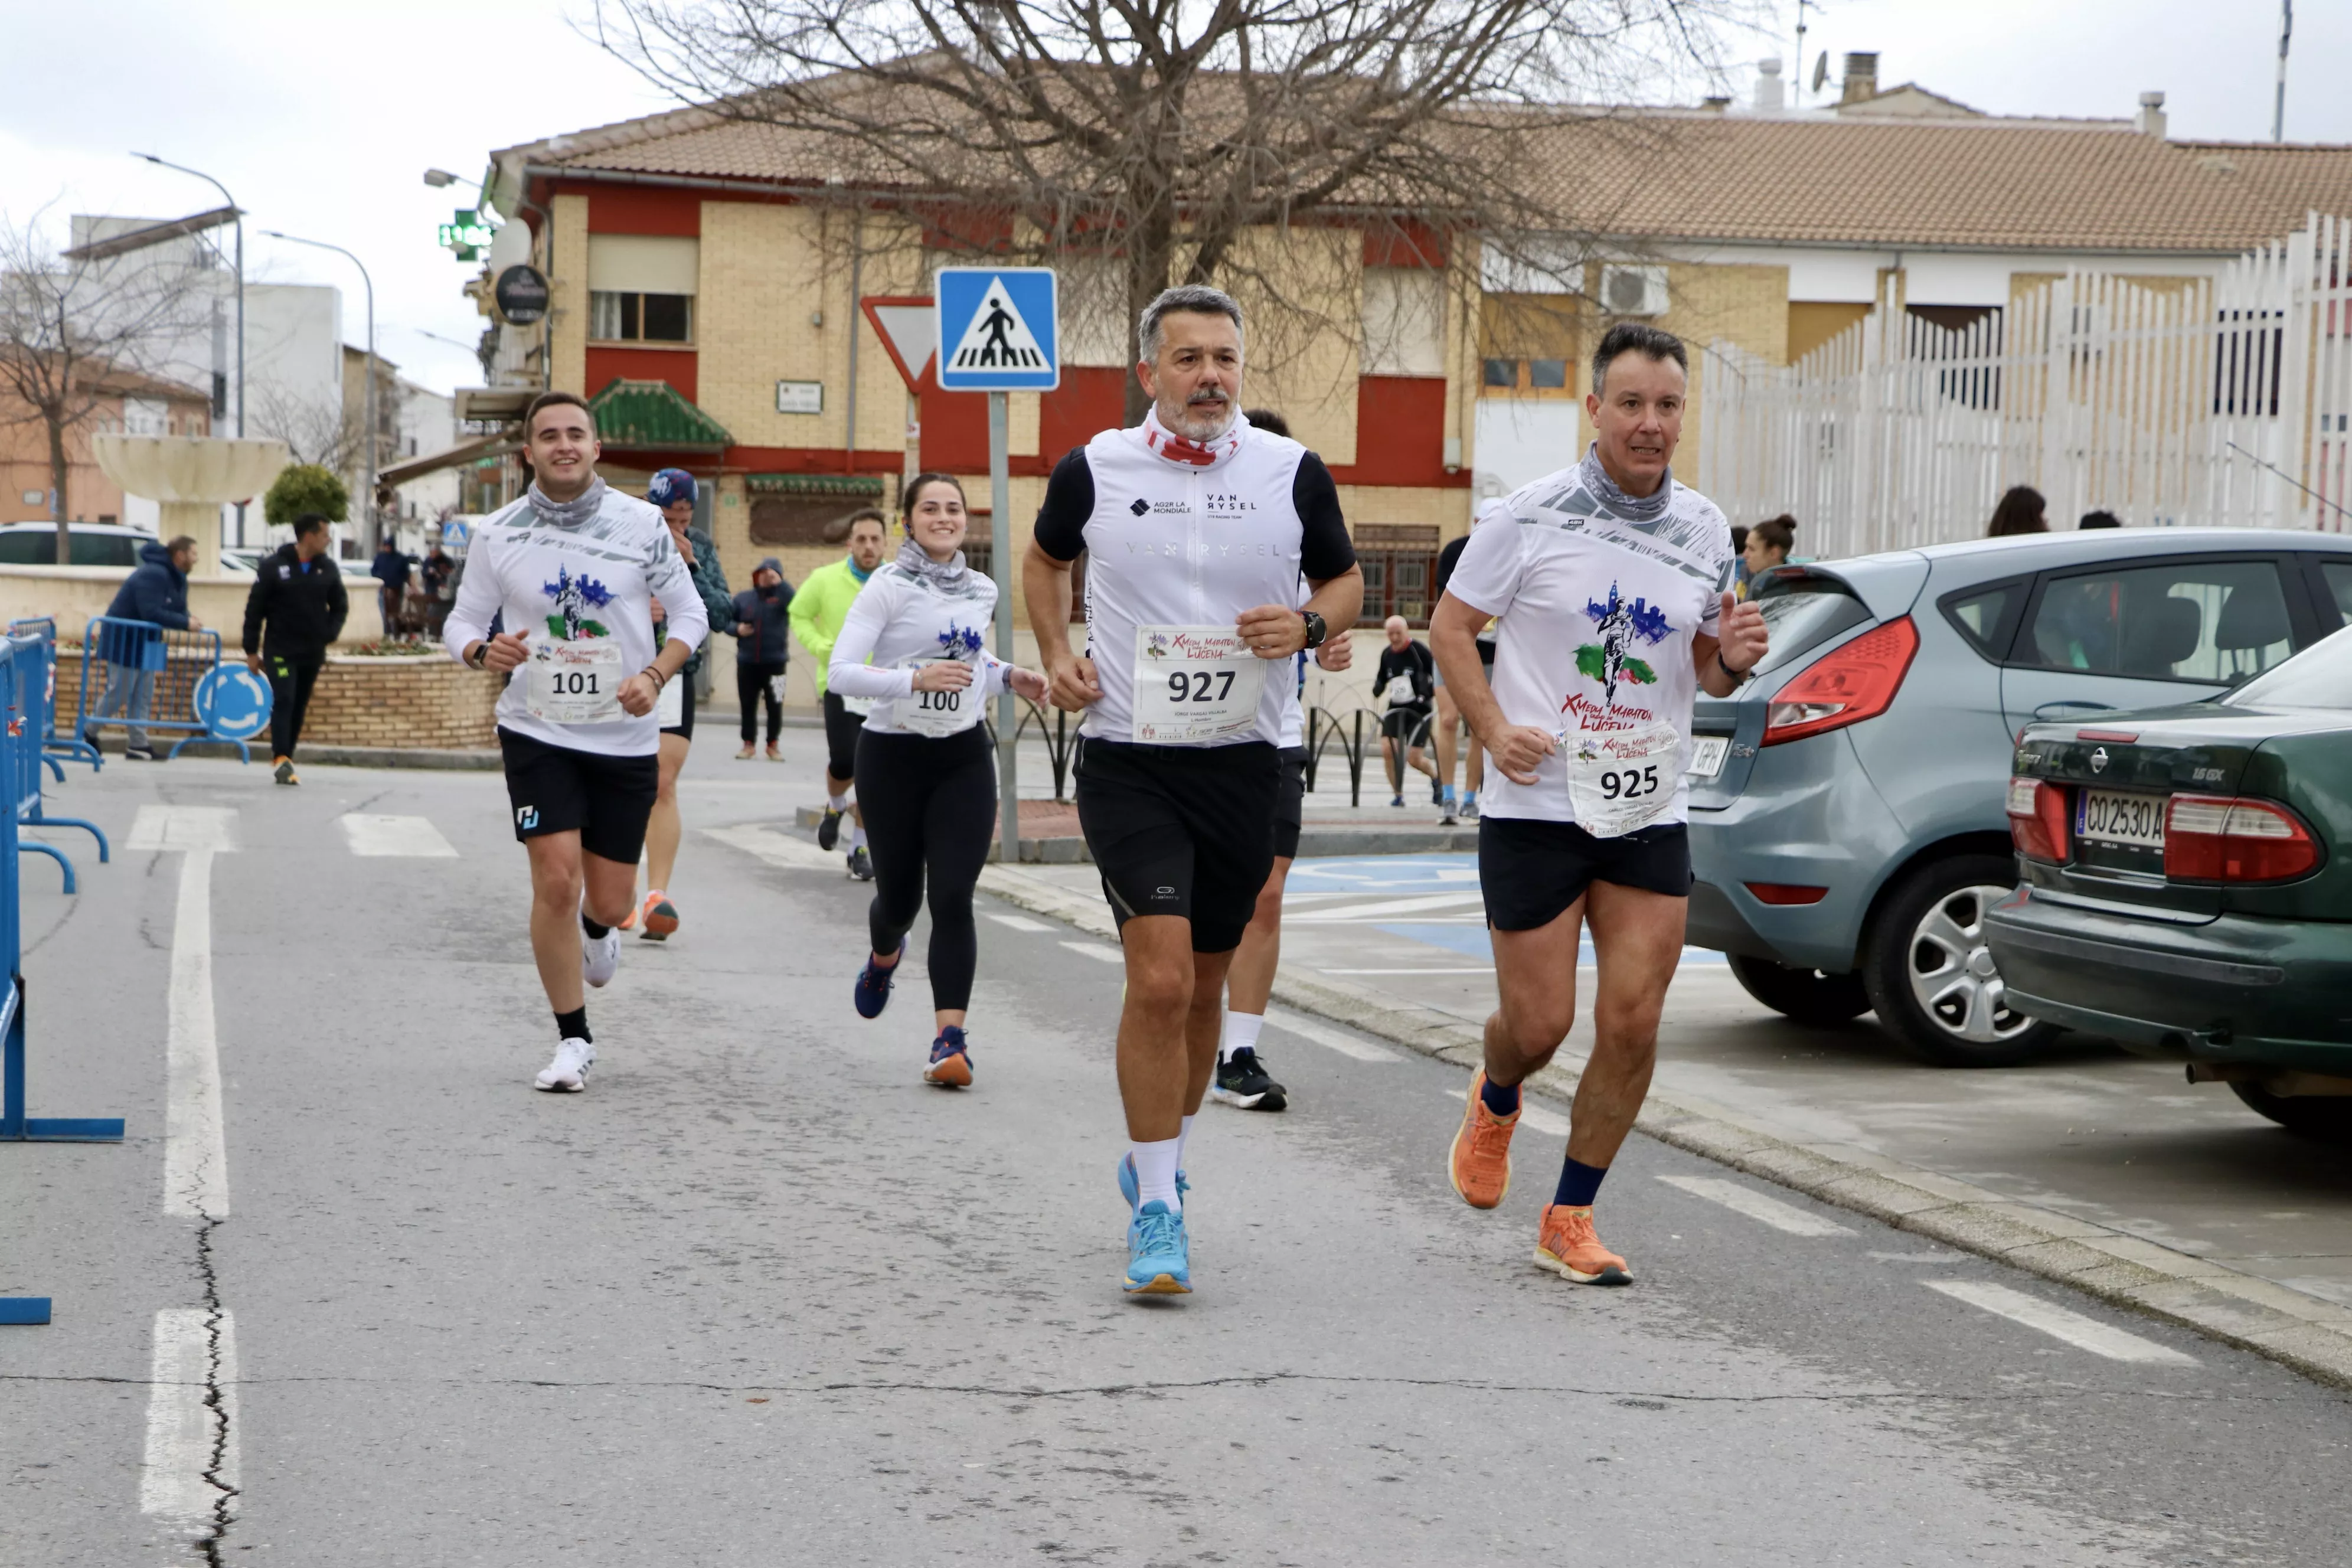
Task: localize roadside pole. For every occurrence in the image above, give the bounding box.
[989,390,1018,861]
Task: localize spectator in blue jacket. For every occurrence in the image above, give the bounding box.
[84,534,201,760]
[729,556,793,758]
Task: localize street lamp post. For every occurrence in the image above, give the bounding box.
[262,230,377,551]
[133,152,244,541]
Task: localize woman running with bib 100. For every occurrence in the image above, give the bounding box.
[830,473,1048,1087]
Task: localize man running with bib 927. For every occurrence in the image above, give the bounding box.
[1025,285,1363,1296]
[1434,324,1766,1286]
[445,390,709,1093]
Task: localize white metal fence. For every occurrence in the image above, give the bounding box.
[1698,214,2352,558]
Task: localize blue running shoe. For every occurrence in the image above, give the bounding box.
[1124,1201,1191,1295]
[854,937,904,1020]
[1116,1152,1190,1213]
[923,1024,973,1087]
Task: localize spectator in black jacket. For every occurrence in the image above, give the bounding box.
[1373,614,1439,808]
[729,556,793,759]
[241,512,349,786]
[84,534,201,760]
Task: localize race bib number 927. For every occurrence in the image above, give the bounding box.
[1130,625,1264,744]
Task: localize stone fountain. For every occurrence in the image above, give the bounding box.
[88,434,290,576]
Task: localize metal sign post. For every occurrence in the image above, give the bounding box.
[935,268,1059,865]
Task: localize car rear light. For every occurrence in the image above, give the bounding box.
[2007,776,2069,863]
[1743,882,1828,905]
[2076,729,2138,743]
[1762,617,1919,746]
[2163,795,2320,883]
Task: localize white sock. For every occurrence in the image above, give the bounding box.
[850,824,868,851]
[1177,1113,1195,1172]
[1221,1011,1265,1064]
[1133,1137,1182,1211]
[828,791,849,810]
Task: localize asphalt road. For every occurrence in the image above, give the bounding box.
[4,744,2349,1565]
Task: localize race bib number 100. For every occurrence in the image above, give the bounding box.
[527,641,626,724]
[1130,625,1264,744]
[1564,722,1682,839]
[893,658,983,738]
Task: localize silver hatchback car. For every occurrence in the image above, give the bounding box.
[1686,529,2352,1065]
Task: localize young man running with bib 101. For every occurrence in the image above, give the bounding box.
[1434,324,1766,1285]
[444,391,708,1092]
[1025,286,1362,1296]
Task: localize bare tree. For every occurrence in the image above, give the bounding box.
[249,376,362,474]
[0,207,210,561]
[594,0,1747,419]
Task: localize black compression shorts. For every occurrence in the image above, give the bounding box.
[1273,745,1307,861]
[1477,815,1691,932]
[822,689,865,780]
[498,727,661,865]
[1077,738,1279,954]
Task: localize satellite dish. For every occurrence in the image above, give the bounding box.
[1812,52,1831,94]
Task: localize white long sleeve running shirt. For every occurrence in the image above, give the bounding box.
[826,558,1010,738]
[443,482,707,757]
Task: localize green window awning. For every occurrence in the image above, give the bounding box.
[746,473,886,497]
[587,378,732,451]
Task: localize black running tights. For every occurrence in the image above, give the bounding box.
[852,724,997,1013]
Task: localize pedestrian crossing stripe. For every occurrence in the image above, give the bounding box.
[946,277,1048,373]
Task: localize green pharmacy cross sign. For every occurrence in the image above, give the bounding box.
[437,208,495,262]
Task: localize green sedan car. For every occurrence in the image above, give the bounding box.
[1985,626,2352,1136]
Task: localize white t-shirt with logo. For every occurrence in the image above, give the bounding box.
[1441,459,1735,827]
[825,559,1011,737]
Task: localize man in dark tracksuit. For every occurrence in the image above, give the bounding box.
[241,511,348,786]
[729,555,793,758]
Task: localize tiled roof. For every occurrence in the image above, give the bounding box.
[499,98,2352,256]
[587,378,731,450]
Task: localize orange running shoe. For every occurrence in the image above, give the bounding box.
[1534,1205,1632,1286]
[1449,1070,1519,1209]
[639,890,679,940]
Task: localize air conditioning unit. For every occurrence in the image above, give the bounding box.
[1600,265,1669,317]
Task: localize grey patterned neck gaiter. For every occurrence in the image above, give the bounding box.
[526,475,609,528]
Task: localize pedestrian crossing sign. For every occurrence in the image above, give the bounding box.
[935,267,1059,391]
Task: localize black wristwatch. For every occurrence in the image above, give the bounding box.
[1301,610,1328,651]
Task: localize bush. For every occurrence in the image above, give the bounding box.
[264,464,348,528]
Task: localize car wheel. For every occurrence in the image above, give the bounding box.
[1863,854,2060,1067]
[1727,954,1871,1025]
[2229,1082,2352,1142]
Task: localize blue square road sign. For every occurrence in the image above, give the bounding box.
[936,268,1059,391]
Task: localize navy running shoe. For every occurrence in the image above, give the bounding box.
[854,937,904,1019]
[923,1024,973,1087]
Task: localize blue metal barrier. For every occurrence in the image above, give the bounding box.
[1,636,125,1326]
[77,616,251,764]
[8,618,98,775]
[2,636,106,891]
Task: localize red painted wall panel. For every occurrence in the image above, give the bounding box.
[1038,367,1129,469]
[586,347,698,406]
[916,370,991,473]
[584,186,703,235]
[1348,376,1449,487]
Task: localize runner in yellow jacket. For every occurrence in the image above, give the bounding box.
[788,509,888,877]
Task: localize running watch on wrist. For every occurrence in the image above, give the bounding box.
[1301,610,1328,651]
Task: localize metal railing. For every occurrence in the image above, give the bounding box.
[7,619,99,776]
[76,616,250,762]
[0,636,105,891]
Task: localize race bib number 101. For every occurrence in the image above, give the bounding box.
[1130,625,1264,744]
[526,641,626,724]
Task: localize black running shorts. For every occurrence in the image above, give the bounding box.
[660,672,696,741]
[822,689,865,780]
[1478,815,1692,932]
[1077,739,1279,954]
[1273,745,1308,861]
[1380,704,1430,743]
[498,727,661,865]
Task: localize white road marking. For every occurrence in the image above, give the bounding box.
[1871,1251,1968,1263]
[164,841,230,1220]
[705,823,845,871]
[1286,891,1488,923]
[1925,1279,2198,1365]
[988,913,1053,933]
[1446,1087,1570,1138]
[140,1308,237,1527]
[1657,1174,1855,1237]
[128,805,237,854]
[338,813,457,858]
[1262,1006,1399,1062]
[1060,940,1122,964]
[1322,966,1494,975]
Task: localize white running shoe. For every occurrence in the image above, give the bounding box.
[583,926,621,988]
[535,1037,594,1092]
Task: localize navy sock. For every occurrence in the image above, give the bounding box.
[582,914,611,939]
[1478,1073,1521,1118]
[554,1007,590,1044]
[1554,1156,1609,1209]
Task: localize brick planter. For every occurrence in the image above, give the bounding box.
[57,649,498,752]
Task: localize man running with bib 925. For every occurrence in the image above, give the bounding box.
[1025,285,1363,1296]
[1434,324,1766,1286]
[445,390,709,1093]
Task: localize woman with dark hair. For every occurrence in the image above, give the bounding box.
[1740,515,1796,595]
[832,473,1048,1087]
[1988,485,2049,537]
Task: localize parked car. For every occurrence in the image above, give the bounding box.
[0,521,156,568]
[216,546,381,589]
[1687,528,2352,1065]
[1985,626,2352,1135]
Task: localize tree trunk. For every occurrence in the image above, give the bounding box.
[45,412,71,566]
[1121,207,1179,427]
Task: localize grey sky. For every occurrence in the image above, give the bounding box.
[1,1,2337,400]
